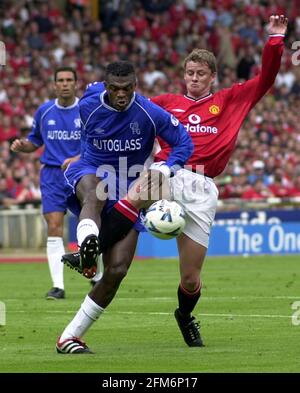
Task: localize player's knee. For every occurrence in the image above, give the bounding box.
[106,259,130,284]
[180,272,200,292]
[81,189,105,209]
[47,222,63,237]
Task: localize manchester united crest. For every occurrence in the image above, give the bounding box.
[209,105,220,115]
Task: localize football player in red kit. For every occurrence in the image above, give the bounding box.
[150,15,288,347]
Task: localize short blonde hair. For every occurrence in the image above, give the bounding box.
[183,49,217,73]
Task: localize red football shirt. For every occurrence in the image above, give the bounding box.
[152,36,284,178]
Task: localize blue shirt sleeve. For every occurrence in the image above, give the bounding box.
[27,106,44,147]
[151,104,194,169]
[79,82,105,157]
[79,82,104,126]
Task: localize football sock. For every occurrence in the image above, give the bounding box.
[77,219,99,247]
[177,282,201,318]
[99,199,138,252]
[47,237,65,290]
[60,295,104,340]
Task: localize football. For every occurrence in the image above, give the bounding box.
[143,199,186,240]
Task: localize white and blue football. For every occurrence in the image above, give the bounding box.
[143,199,186,240]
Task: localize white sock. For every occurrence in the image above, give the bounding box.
[60,295,104,340]
[47,237,65,290]
[91,254,104,283]
[77,219,99,247]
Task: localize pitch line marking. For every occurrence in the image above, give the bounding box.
[115,296,300,301]
[8,309,292,319]
[4,295,299,302]
[114,311,292,319]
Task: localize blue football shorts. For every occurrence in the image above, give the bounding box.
[64,159,145,232]
[40,165,70,214]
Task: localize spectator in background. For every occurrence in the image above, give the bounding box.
[268,173,290,198]
[236,45,257,80]
[140,0,174,14]
[247,160,271,185]
[242,179,274,200]
[142,61,167,88]
[0,113,18,143]
[288,176,300,197]
[219,172,248,199]
[0,177,15,208]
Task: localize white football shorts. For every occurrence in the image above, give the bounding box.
[169,168,219,248]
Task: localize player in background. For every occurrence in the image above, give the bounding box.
[55,60,193,353]
[10,67,85,299]
[150,14,288,347]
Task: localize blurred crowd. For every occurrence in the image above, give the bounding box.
[1,0,300,209]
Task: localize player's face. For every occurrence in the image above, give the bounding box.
[105,75,136,111]
[184,61,216,99]
[54,71,77,101]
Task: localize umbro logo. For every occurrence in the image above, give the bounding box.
[74,118,81,128]
[94,127,105,133]
[48,119,56,125]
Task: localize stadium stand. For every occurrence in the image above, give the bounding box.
[0,0,300,211]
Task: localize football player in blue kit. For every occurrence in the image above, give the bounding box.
[56,61,193,353]
[11,67,82,300]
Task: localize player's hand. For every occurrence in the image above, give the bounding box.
[149,161,171,178]
[10,139,26,152]
[267,15,288,36]
[127,169,168,209]
[61,154,80,170]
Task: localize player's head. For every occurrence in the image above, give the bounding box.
[183,49,217,99]
[104,61,136,111]
[54,67,77,104]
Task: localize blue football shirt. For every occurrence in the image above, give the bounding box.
[79,82,193,173]
[27,98,81,166]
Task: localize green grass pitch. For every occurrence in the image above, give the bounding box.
[0,255,299,373]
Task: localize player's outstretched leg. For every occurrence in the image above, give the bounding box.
[62,199,138,279]
[56,336,93,354]
[62,234,100,278]
[174,308,204,347]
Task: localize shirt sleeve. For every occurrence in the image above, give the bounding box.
[26,106,44,147]
[79,82,104,126]
[153,105,194,169]
[227,35,284,110]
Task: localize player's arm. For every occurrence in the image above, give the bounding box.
[12,105,44,153]
[129,108,193,206]
[254,15,288,101]
[230,15,288,107]
[79,82,104,126]
[78,82,104,157]
[10,139,39,153]
[154,111,193,173]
